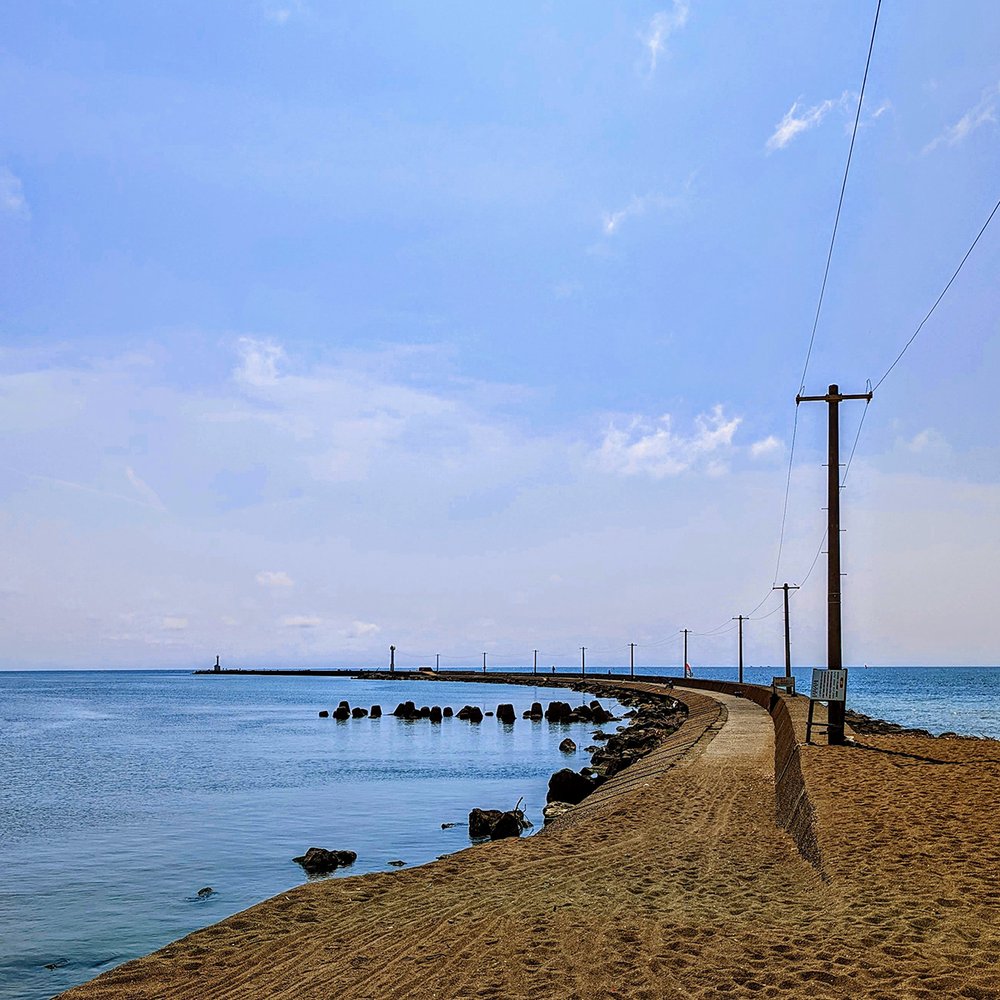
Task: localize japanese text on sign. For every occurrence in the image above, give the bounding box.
[810,668,848,703]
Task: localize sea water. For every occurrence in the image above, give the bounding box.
[626,664,1000,738]
[2,666,996,1000]
[0,671,621,1000]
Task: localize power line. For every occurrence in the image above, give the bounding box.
[873,194,1000,392]
[772,406,801,585]
[800,529,828,588]
[774,0,882,587]
[798,0,883,394]
[841,388,871,487]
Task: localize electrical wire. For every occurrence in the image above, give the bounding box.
[841,388,871,487]
[772,0,882,590]
[873,193,1000,392]
[799,0,883,394]
[771,407,800,585]
[799,529,828,588]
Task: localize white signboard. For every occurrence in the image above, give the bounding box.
[810,668,848,703]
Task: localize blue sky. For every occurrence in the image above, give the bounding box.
[1,1,998,668]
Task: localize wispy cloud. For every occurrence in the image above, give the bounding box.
[869,99,892,121]
[766,93,851,152]
[905,428,948,454]
[161,616,188,631]
[347,620,379,638]
[0,167,30,218]
[256,570,294,588]
[125,466,167,512]
[235,336,285,386]
[262,1,306,25]
[923,83,1000,154]
[602,192,683,236]
[282,614,321,628]
[595,405,741,478]
[750,435,782,458]
[641,3,690,77]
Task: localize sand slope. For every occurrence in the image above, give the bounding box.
[61,682,1000,1000]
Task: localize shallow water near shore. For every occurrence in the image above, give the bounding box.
[0,671,623,1000]
[2,665,997,1000]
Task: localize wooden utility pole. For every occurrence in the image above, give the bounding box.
[580,646,586,678]
[796,383,872,744]
[732,616,746,684]
[629,642,636,678]
[772,584,800,679]
[533,649,538,675]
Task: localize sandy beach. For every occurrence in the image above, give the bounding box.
[61,678,1000,1000]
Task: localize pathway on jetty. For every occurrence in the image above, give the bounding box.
[61,683,1000,1000]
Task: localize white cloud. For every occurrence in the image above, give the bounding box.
[161,616,188,631]
[596,405,741,478]
[602,192,682,236]
[125,466,167,512]
[0,167,29,218]
[750,435,782,458]
[347,620,379,638]
[641,3,690,77]
[905,428,948,454]
[235,336,285,387]
[256,570,294,588]
[923,83,1000,154]
[262,1,305,25]
[282,614,321,628]
[766,93,850,152]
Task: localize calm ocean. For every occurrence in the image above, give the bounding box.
[1,666,997,1000]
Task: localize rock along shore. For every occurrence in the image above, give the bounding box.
[61,674,1000,1000]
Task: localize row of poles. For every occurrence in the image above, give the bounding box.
[384,384,866,745]
[386,587,800,684]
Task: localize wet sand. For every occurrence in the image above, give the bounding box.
[61,679,1000,1000]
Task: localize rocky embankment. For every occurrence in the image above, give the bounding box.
[845,708,992,740]
[542,685,686,824]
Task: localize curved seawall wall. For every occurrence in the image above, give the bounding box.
[671,678,822,871]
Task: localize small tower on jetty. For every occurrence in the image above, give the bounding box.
[389,645,396,673]
[214,655,221,673]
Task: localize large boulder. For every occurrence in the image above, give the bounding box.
[559,738,577,753]
[544,701,573,723]
[370,705,382,718]
[443,706,454,717]
[457,705,484,723]
[293,847,358,875]
[429,706,443,723]
[351,707,368,718]
[529,702,543,719]
[469,808,503,838]
[490,810,525,840]
[318,710,329,718]
[333,704,350,721]
[496,704,516,724]
[546,768,598,805]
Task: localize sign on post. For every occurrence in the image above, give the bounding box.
[810,668,848,702]
[806,669,848,743]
